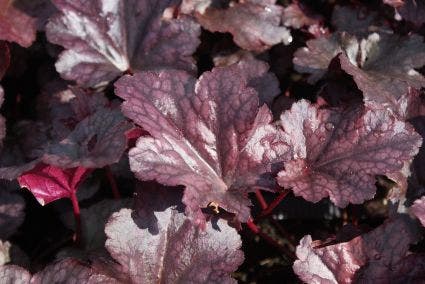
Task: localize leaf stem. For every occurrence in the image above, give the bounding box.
[259,189,290,218]
[255,189,268,210]
[70,191,81,245]
[105,166,120,199]
[246,218,293,259]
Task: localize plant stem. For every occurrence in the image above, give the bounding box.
[255,189,268,210]
[70,191,81,245]
[105,166,120,199]
[246,219,293,259]
[259,189,290,218]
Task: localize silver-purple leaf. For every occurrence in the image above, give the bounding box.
[0,265,31,284]
[277,100,422,207]
[31,258,119,284]
[190,0,292,52]
[293,33,358,83]
[293,216,422,283]
[46,0,200,87]
[104,186,244,284]
[115,63,288,223]
[339,33,425,109]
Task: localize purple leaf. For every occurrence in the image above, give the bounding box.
[277,100,422,207]
[61,199,131,250]
[104,186,244,283]
[0,265,31,284]
[189,0,292,52]
[115,64,289,223]
[294,216,423,283]
[0,0,36,47]
[43,108,131,169]
[14,0,58,30]
[339,33,425,109]
[220,58,281,106]
[294,32,425,113]
[282,2,322,30]
[0,189,25,239]
[331,5,387,37]
[46,0,200,87]
[293,33,358,83]
[31,258,118,283]
[17,163,91,205]
[411,196,425,227]
[385,0,425,28]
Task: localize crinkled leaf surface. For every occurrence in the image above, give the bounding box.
[104,186,244,284]
[293,216,423,283]
[43,108,131,169]
[0,0,36,47]
[192,0,292,52]
[17,163,91,205]
[222,58,280,106]
[31,258,119,284]
[0,265,31,284]
[277,100,422,207]
[339,33,425,108]
[46,0,200,87]
[115,63,288,223]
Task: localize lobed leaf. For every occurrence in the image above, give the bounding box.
[115,63,289,223]
[46,0,200,87]
[294,216,424,283]
[18,163,91,205]
[188,0,292,52]
[104,186,244,284]
[277,100,422,207]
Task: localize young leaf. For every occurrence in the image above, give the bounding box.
[17,163,90,205]
[46,0,200,87]
[277,100,422,207]
[186,0,292,52]
[104,186,244,283]
[293,215,423,283]
[115,64,289,223]
[0,0,36,47]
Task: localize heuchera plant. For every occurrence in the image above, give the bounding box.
[0,0,424,283]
